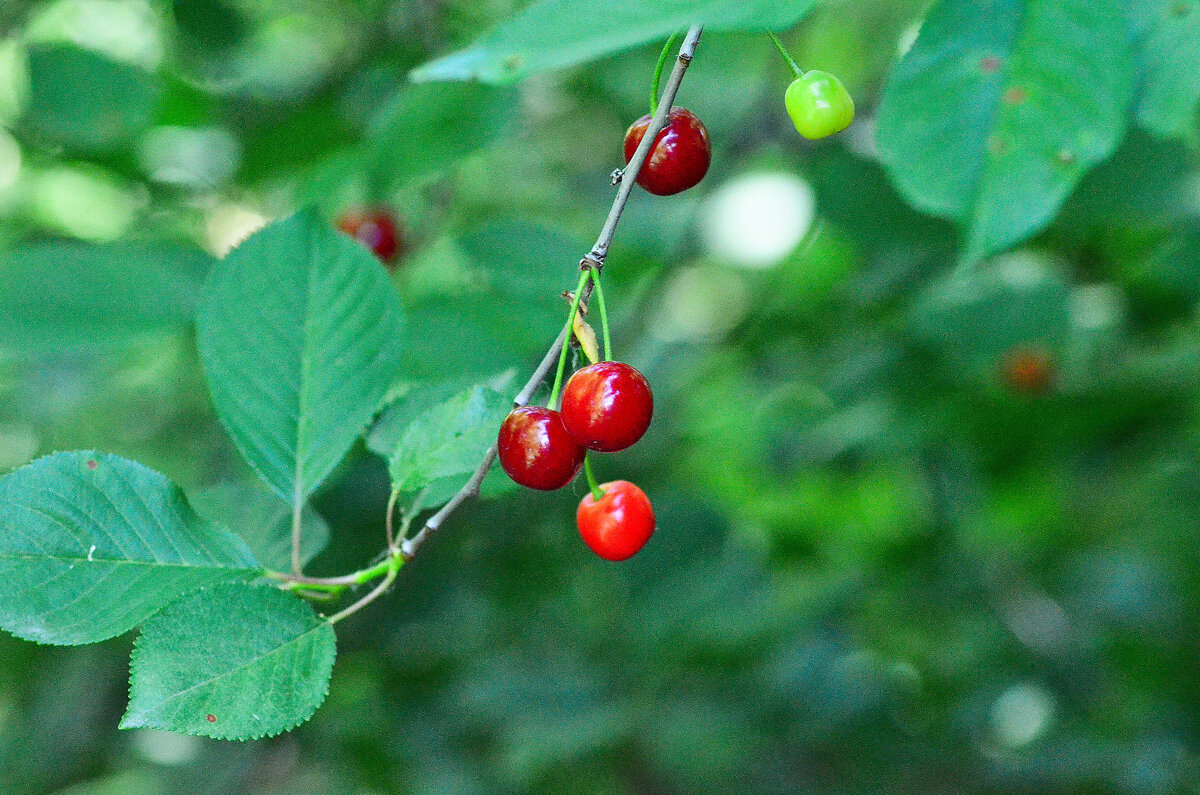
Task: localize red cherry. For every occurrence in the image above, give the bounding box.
[623,107,711,196]
[560,362,653,452]
[337,207,402,265]
[497,406,585,490]
[576,480,655,561]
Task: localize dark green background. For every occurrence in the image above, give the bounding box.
[1,0,1199,792]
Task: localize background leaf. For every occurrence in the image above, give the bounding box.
[0,451,259,646]
[876,0,1134,262]
[1132,0,1200,140]
[0,242,212,354]
[23,43,161,153]
[384,378,514,494]
[188,481,331,572]
[410,0,818,83]
[908,250,1071,370]
[368,378,516,508]
[196,209,406,500]
[367,82,518,185]
[121,582,336,739]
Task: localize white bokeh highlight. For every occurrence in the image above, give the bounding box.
[701,172,816,269]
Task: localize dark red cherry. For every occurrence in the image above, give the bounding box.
[337,207,402,265]
[1003,346,1054,394]
[560,362,653,452]
[497,406,585,490]
[576,480,655,561]
[623,107,711,196]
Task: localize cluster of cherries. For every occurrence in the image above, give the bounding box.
[498,362,656,561]
[339,37,855,563]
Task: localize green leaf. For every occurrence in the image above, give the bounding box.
[0,242,212,354]
[121,582,336,740]
[908,251,1071,370]
[458,220,583,304]
[196,209,406,501]
[876,0,1134,262]
[410,0,818,83]
[382,378,515,493]
[188,481,331,572]
[0,452,259,646]
[1132,0,1200,140]
[23,43,161,153]
[367,82,518,185]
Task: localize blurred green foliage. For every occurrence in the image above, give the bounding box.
[1,0,1200,791]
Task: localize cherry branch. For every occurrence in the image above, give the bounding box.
[401,24,703,563]
[274,26,704,616]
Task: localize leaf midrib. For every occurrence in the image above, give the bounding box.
[0,552,260,571]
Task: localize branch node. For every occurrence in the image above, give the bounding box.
[580,254,604,273]
[610,168,624,185]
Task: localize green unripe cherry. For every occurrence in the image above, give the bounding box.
[785,70,855,140]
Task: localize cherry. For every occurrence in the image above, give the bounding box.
[337,207,403,265]
[560,362,653,452]
[576,480,655,561]
[623,107,711,196]
[1003,346,1054,394]
[497,406,585,490]
[784,70,854,139]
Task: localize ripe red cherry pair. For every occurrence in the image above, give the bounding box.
[498,361,652,487]
[497,361,655,561]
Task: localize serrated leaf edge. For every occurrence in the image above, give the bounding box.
[119,584,336,741]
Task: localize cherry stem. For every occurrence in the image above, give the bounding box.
[768,32,804,78]
[590,268,612,361]
[583,454,604,502]
[650,30,682,116]
[549,269,594,408]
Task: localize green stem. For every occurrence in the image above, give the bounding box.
[768,31,804,78]
[282,581,347,595]
[650,31,681,116]
[326,556,403,625]
[583,454,604,502]
[592,268,612,362]
[548,269,593,408]
[350,557,393,585]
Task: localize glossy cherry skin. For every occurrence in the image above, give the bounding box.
[577,480,655,561]
[337,207,402,265]
[560,362,653,452]
[784,70,854,139]
[623,107,711,196]
[497,406,585,490]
